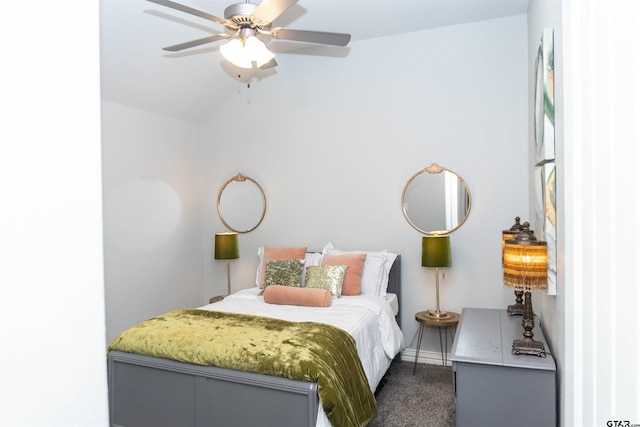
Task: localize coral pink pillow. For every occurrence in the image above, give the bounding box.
[259,246,307,288]
[264,285,331,307]
[322,253,366,296]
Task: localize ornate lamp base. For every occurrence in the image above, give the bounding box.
[507,302,525,316]
[512,291,546,357]
[507,290,525,316]
[512,338,546,357]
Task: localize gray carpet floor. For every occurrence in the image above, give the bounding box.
[368,361,456,427]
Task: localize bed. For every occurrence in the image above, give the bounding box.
[107,246,404,427]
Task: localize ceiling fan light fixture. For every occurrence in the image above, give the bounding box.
[220,38,252,68]
[244,36,275,67]
[220,34,274,69]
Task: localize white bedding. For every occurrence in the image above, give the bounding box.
[385,292,399,316]
[200,288,405,427]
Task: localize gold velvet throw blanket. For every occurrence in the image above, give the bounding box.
[108,309,376,427]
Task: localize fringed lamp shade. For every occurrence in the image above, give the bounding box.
[502,216,523,267]
[503,233,548,292]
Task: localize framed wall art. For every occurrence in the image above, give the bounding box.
[534,28,555,166]
[534,162,556,295]
[532,27,556,295]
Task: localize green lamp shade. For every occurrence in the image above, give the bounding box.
[214,232,239,260]
[422,235,452,268]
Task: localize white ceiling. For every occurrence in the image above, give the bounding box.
[100,0,529,122]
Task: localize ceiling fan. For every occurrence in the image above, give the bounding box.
[147,0,351,69]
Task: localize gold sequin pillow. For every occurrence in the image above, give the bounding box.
[261,259,305,295]
[304,265,348,297]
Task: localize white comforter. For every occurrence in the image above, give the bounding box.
[200,287,405,427]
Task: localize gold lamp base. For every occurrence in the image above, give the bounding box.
[425,309,453,320]
[424,263,453,321]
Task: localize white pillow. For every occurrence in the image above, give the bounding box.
[256,247,321,287]
[360,254,387,295]
[321,242,397,296]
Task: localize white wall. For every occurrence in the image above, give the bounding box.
[0,1,109,425]
[200,15,529,357]
[101,101,205,343]
[530,1,640,425]
[561,0,640,425]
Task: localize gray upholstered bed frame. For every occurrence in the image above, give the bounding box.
[108,256,401,427]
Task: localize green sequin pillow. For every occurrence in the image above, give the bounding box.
[304,265,348,297]
[261,259,305,295]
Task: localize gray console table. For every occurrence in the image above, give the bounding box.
[450,308,556,427]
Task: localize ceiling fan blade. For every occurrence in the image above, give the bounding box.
[147,0,230,27]
[252,0,298,26]
[270,28,351,47]
[162,34,230,52]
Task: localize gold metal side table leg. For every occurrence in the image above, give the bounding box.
[437,326,456,365]
[413,323,425,375]
[438,326,445,365]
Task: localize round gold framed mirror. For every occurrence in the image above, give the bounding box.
[217,173,267,233]
[401,163,471,235]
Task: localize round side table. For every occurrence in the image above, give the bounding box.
[413,311,460,374]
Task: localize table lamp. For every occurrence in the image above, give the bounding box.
[215,231,239,295]
[503,222,548,357]
[503,216,525,316]
[422,235,453,319]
